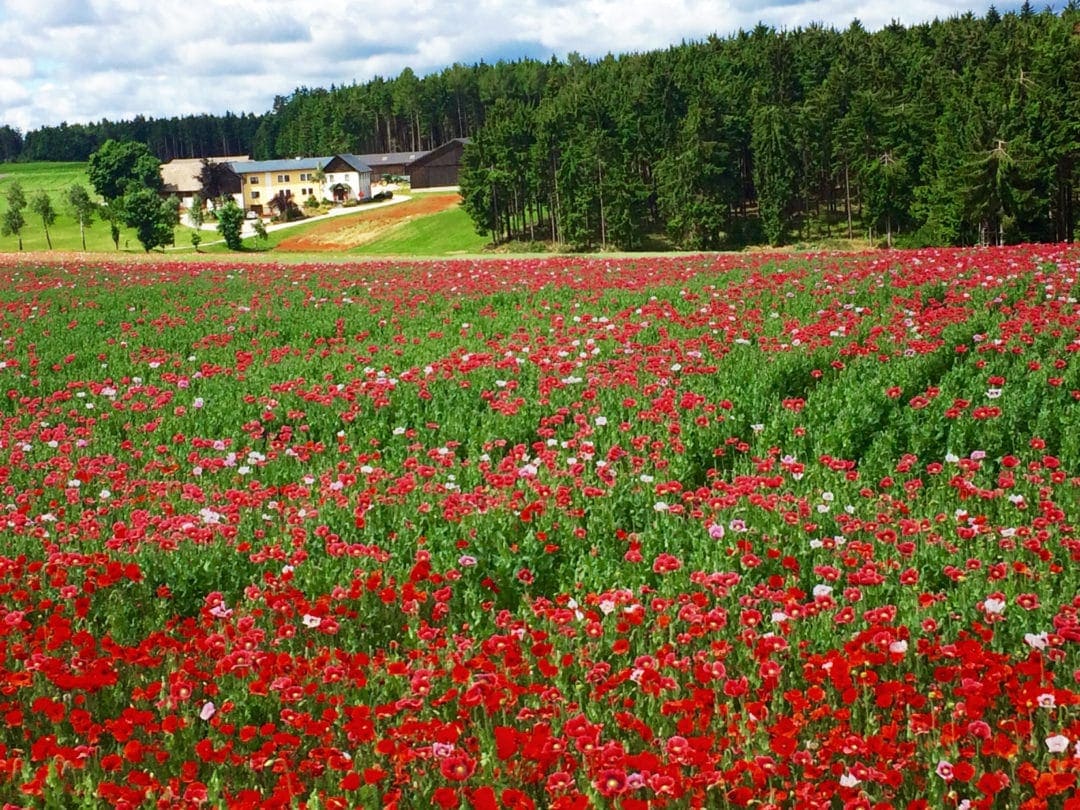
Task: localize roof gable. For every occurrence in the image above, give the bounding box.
[325,154,372,174]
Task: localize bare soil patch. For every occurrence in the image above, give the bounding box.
[275,193,461,252]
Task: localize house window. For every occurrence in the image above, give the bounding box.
[277,174,290,182]
[250,191,260,200]
[299,173,309,181]
[248,176,259,184]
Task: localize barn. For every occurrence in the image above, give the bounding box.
[159,156,246,209]
[352,150,429,181]
[406,138,470,189]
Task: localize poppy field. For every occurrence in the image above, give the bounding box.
[1,246,1079,809]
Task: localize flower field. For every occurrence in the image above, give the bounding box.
[1,246,1079,809]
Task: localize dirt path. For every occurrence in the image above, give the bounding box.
[274,193,460,252]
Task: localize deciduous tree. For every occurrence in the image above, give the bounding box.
[29,190,57,250]
[1,181,27,250]
[88,139,162,201]
[65,184,95,250]
[197,159,236,201]
[121,187,179,252]
[216,199,244,250]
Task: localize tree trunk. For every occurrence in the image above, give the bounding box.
[845,163,853,239]
[597,157,607,250]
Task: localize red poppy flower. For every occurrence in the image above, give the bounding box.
[594,769,627,798]
[440,753,476,782]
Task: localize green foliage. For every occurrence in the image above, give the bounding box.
[656,102,736,250]
[216,199,245,250]
[861,151,911,246]
[5,179,26,212]
[197,159,235,200]
[0,124,22,161]
[189,194,206,251]
[268,190,303,222]
[87,139,162,202]
[752,105,797,245]
[29,190,57,250]
[65,184,95,251]
[98,200,123,250]
[959,138,1038,245]
[120,187,178,252]
[252,217,268,246]
[1,181,27,250]
[189,194,206,229]
[1,206,26,250]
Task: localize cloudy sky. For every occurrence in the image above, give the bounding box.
[1,0,1031,133]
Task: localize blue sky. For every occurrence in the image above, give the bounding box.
[0,0,1039,133]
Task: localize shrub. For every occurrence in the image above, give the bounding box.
[216,200,244,250]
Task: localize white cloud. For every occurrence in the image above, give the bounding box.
[0,0,1014,134]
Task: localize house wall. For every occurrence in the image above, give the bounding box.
[323,169,372,201]
[239,170,324,213]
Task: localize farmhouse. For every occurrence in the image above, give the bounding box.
[159,156,246,209]
[320,155,376,204]
[228,155,372,214]
[406,138,470,189]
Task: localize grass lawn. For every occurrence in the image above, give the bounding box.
[0,162,90,196]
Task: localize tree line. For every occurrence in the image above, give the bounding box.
[459,5,1080,248]
[0,61,493,164]
[2,5,1077,248]
[2,114,264,164]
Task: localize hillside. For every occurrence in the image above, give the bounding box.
[272,193,484,254]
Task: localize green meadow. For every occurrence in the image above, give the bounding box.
[0,162,207,253]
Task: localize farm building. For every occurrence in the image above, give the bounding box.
[159,156,246,209]
[321,155,376,203]
[406,138,470,189]
[228,155,372,214]
[351,150,429,181]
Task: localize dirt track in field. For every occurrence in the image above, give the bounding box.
[274,193,461,252]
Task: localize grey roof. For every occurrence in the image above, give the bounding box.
[406,138,471,167]
[353,150,430,166]
[229,154,373,175]
[329,154,373,174]
[228,157,331,174]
